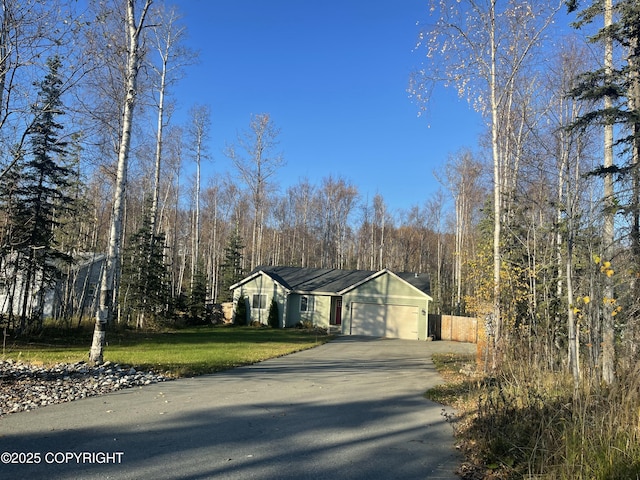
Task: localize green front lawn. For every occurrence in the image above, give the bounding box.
[1,325,333,377]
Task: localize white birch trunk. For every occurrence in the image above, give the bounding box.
[489,0,502,368]
[150,55,167,235]
[191,143,201,288]
[601,0,615,385]
[566,230,580,386]
[89,0,152,365]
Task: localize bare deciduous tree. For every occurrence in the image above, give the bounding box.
[89,0,152,365]
[226,113,283,269]
[441,149,484,315]
[186,104,211,290]
[0,0,77,180]
[411,0,562,365]
[148,4,195,235]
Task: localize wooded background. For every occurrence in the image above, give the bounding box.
[0,0,639,382]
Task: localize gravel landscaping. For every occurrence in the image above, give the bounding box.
[0,359,169,416]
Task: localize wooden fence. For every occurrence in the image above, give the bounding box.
[428,314,482,343]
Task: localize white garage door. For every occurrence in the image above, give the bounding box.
[350,303,419,339]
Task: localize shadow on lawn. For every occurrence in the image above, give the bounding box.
[8,325,333,349]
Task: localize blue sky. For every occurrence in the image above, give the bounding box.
[174,0,485,213]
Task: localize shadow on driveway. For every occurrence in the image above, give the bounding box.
[0,338,475,480]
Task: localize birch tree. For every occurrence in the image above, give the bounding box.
[0,0,76,180]
[89,0,152,365]
[539,38,594,384]
[425,189,447,314]
[287,179,314,267]
[442,149,484,315]
[566,0,640,384]
[411,0,562,364]
[373,194,387,270]
[225,113,283,269]
[601,0,616,386]
[186,104,211,291]
[148,4,194,236]
[315,176,358,269]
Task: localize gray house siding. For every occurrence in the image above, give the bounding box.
[230,267,432,340]
[341,272,430,340]
[0,253,105,321]
[284,293,332,328]
[232,273,287,326]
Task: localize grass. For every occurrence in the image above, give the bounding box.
[427,353,478,405]
[0,325,333,377]
[427,351,640,480]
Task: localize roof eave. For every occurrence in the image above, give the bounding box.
[229,270,291,293]
[385,269,434,300]
[291,289,339,296]
[229,270,263,290]
[337,269,433,300]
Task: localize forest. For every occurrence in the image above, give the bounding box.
[0,0,465,347]
[1,0,639,391]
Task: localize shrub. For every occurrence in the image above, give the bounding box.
[296,320,314,329]
[234,296,248,326]
[267,299,279,328]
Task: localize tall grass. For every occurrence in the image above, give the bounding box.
[430,348,640,479]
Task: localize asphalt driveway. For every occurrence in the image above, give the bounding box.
[0,337,475,480]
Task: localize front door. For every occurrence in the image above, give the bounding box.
[332,297,342,325]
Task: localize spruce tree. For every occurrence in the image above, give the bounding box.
[188,263,208,325]
[11,56,74,332]
[568,0,640,217]
[267,298,279,328]
[567,0,640,383]
[234,295,248,326]
[218,228,245,302]
[121,201,169,328]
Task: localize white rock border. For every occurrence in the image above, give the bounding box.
[0,359,170,416]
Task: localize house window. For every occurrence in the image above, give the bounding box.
[252,294,267,309]
[300,295,314,312]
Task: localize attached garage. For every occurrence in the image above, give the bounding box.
[231,266,433,340]
[350,303,419,339]
[341,270,432,340]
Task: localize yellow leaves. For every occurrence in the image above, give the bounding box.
[575,294,621,319]
[601,298,622,316]
[584,255,623,316]
[594,255,615,277]
[600,261,614,276]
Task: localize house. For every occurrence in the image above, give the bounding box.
[0,253,105,321]
[44,253,106,320]
[230,266,433,340]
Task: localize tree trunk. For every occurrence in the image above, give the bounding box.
[629,26,640,304]
[489,0,502,368]
[566,228,580,386]
[601,0,615,385]
[89,0,152,365]
[150,55,167,236]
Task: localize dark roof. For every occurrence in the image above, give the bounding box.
[395,272,431,294]
[248,266,430,295]
[250,266,376,293]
